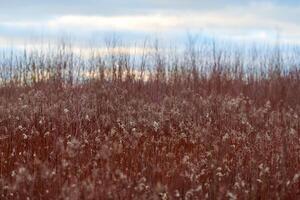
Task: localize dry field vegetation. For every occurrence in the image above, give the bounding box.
[0,40,300,199]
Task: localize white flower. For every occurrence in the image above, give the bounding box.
[174,190,180,197]
[23,134,28,140]
[11,170,16,177]
[222,133,229,141]
[293,173,300,183]
[289,128,297,136]
[39,117,45,125]
[216,172,224,177]
[153,121,159,132]
[227,191,237,200]
[182,155,189,163]
[257,179,262,183]
[44,131,50,137]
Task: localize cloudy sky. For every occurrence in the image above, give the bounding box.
[0,0,300,47]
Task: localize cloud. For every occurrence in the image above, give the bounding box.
[1,0,295,20]
[46,15,179,32]
[0,1,222,12]
[0,1,300,44]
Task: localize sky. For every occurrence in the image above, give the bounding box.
[0,0,300,48]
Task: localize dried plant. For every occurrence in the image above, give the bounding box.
[0,38,300,199]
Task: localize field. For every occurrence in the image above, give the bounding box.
[0,42,300,199]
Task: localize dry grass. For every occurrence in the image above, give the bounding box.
[0,40,300,199]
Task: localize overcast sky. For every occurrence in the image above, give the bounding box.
[0,0,300,47]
